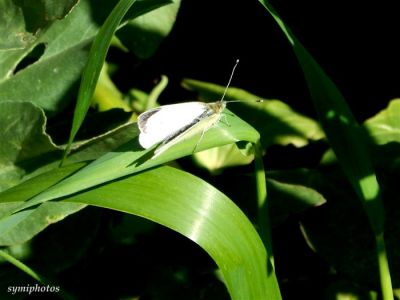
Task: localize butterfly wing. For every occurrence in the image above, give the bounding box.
[152,107,223,157]
[138,102,210,149]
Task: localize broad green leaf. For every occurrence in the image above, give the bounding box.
[0,101,60,191]
[0,0,36,50]
[0,0,171,114]
[116,0,180,59]
[364,99,400,145]
[61,166,281,299]
[0,0,78,50]
[0,0,96,112]
[183,79,324,148]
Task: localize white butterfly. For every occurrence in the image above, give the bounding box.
[138,101,226,156]
[137,60,239,157]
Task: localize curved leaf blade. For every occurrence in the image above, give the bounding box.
[117,0,180,59]
[61,165,281,300]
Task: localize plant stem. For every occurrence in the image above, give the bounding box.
[254,140,274,268]
[376,233,393,300]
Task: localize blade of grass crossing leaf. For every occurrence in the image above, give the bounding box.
[0,250,75,299]
[257,1,393,299]
[0,249,43,283]
[61,0,138,165]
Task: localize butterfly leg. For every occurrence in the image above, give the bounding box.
[192,127,207,153]
[192,118,220,153]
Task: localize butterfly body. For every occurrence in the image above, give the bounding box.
[137,101,226,155]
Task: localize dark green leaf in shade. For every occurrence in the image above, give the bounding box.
[0,102,60,191]
[256,2,391,297]
[266,177,326,225]
[0,0,171,114]
[257,0,384,234]
[117,0,180,59]
[0,0,78,50]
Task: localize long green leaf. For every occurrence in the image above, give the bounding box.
[60,166,281,299]
[257,1,392,299]
[257,0,383,234]
[0,164,281,299]
[61,0,138,163]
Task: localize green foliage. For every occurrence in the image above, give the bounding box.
[0,0,397,299]
[183,79,325,147]
[258,0,394,299]
[365,99,400,145]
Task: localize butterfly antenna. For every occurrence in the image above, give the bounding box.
[220,59,239,101]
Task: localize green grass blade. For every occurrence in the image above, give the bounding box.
[0,249,43,283]
[257,1,384,232]
[61,0,138,165]
[254,141,274,267]
[61,165,281,299]
[257,1,392,298]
